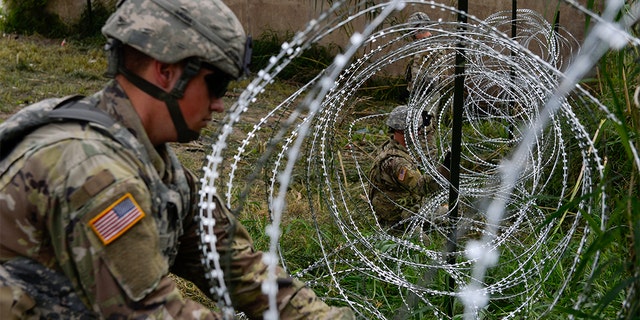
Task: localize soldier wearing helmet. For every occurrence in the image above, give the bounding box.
[0,0,354,319]
[402,11,443,109]
[368,106,448,228]
[407,11,433,40]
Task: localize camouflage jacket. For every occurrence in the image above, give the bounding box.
[368,138,437,226]
[0,81,352,319]
[405,50,443,94]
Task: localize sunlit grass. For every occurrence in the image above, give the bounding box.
[1,29,638,318]
[0,35,105,115]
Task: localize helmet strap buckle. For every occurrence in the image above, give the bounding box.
[104,39,123,79]
[171,58,202,99]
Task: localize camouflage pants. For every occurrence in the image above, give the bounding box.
[371,193,420,227]
[0,257,98,319]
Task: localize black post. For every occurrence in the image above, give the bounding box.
[445,0,468,316]
[508,0,517,140]
[87,0,93,31]
[512,0,517,37]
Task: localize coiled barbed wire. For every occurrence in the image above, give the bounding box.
[197,1,640,319]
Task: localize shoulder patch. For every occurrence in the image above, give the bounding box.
[398,167,407,181]
[89,193,146,245]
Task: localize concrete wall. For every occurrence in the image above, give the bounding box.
[223,0,601,75]
[41,0,601,75]
[224,0,600,44]
[45,0,117,24]
[42,0,600,43]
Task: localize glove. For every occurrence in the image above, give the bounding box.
[421,110,432,129]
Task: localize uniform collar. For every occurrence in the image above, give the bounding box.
[95,80,167,177]
[386,137,408,151]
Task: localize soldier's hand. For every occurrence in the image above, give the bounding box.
[421,110,432,128]
[439,150,451,181]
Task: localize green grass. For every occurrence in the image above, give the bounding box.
[1,32,638,319]
[0,35,106,115]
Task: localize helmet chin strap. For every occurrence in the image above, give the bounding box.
[108,42,202,142]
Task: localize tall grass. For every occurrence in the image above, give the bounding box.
[568,41,640,318]
[0,4,639,318]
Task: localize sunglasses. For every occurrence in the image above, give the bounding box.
[201,62,232,99]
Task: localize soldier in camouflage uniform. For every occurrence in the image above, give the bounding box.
[0,0,354,319]
[368,105,449,228]
[402,12,443,111]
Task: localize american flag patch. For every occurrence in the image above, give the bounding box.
[89,193,145,245]
[398,167,407,181]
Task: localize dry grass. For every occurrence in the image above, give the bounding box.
[0,34,306,311]
[0,34,105,116]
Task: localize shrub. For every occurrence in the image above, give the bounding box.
[72,1,113,39]
[1,0,68,37]
[251,29,341,83]
[0,0,113,39]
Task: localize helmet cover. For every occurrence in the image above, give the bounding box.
[406,11,431,27]
[386,105,409,130]
[102,0,248,78]
[386,105,425,131]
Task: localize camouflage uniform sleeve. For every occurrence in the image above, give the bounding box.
[170,168,212,298]
[205,194,353,319]
[169,166,353,319]
[205,194,298,317]
[19,124,220,319]
[382,155,434,197]
[405,59,413,84]
[403,52,430,94]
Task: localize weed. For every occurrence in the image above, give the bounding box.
[1,22,638,318]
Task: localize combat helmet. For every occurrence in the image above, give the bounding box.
[386,105,409,131]
[406,11,431,27]
[386,105,428,132]
[102,0,252,142]
[405,11,433,40]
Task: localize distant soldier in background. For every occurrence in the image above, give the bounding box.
[368,105,449,228]
[402,11,444,114]
[0,0,354,319]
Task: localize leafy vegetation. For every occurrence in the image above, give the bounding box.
[251,29,340,83]
[0,0,113,39]
[1,0,68,37]
[0,5,638,319]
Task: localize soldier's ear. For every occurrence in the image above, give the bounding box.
[153,61,179,91]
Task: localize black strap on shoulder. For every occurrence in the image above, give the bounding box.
[0,96,116,162]
[48,96,116,128]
